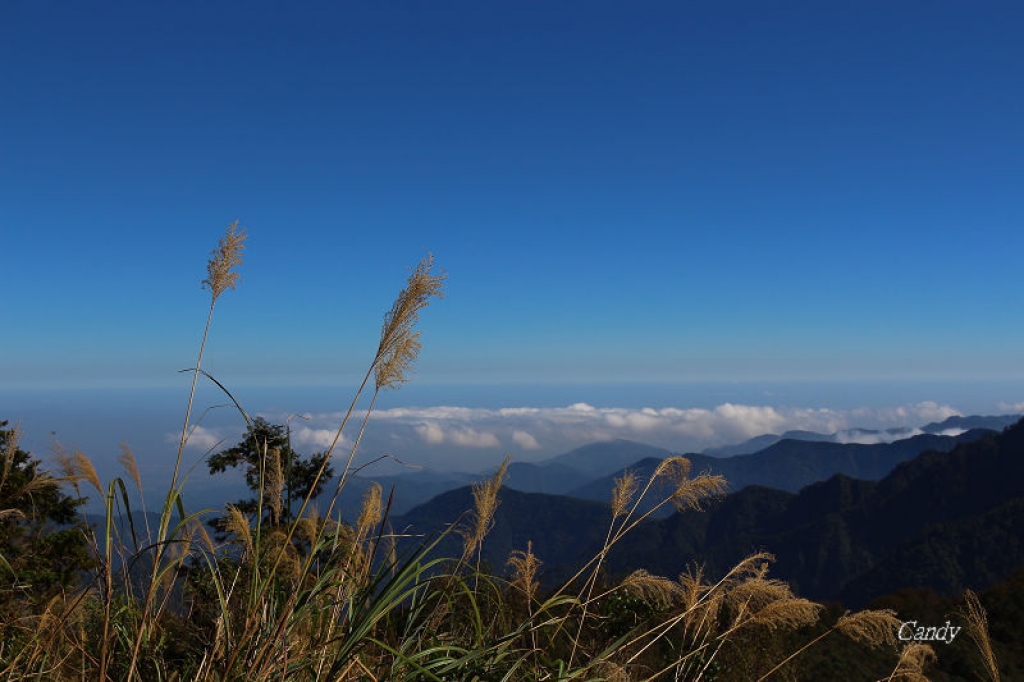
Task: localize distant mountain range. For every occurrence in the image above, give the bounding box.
[702,414,1021,456]
[502,439,674,494]
[85,414,1024,611]
[388,415,1024,607]
[572,429,993,502]
[338,414,1019,522]
[604,415,1024,606]
[333,440,678,519]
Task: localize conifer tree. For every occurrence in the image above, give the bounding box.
[207,416,333,527]
[0,420,93,617]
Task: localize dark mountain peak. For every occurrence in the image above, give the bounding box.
[921,413,1022,434]
[604,416,1024,606]
[703,434,781,457]
[703,414,1020,459]
[779,429,832,441]
[387,416,1024,606]
[543,439,674,478]
[562,437,664,455]
[703,430,834,457]
[503,460,588,495]
[390,485,616,584]
[571,428,993,510]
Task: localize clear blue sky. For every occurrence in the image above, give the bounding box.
[4,1,1024,392]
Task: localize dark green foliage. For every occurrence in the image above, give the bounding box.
[0,420,93,618]
[206,416,334,527]
[599,591,658,639]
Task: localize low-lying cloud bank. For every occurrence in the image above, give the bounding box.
[173,401,967,471]
[167,400,964,472]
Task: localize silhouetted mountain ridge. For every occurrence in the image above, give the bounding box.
[701,413,1020,457]
[336,416,1016,521]
[571,429,991,505]
[389,486,613,583]
[391,417,1024,607]
[602,418,1024,606]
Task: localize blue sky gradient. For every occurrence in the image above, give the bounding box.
[2,2,1024,485]
[4,3,1024,475]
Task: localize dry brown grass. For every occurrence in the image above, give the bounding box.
[837,609,901,648]
[959,589,1000,682]
[355,482,383,542]
[374,254,446,391]
[117,443,142,491]
[264,446,285,525]
[652,456,729,512]
[224,503,254,560]
[1,424,22,490]
[202,220,247,302]
[463,455,509,562]
[508,541,541,604]
[620,569,683,610]
[611,469,639,519]
[1,425,67,519]
[884,642,936,682]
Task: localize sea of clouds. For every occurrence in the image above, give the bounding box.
[179,400,965,473]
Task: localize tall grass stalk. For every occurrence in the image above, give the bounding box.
[124,221,246,681]
[959,589,1000,682]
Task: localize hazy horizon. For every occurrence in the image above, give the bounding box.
[5,381,1022,503]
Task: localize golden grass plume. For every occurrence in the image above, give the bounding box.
[463,456,509,559]
[653,456,728,511]
[887,642,936,682]
[611,469,638,519]
[620,569,682,610]
[53,447,102,496]
[118,443,142,491]
[727,576,821,632]
[73,450,103,495]
[677,564,710,611]
[202,220,247,302]
[224,504,253,559]
[356,482,383,540]
[958,589,1000,682]
[507,540,541,603]
[374,254,446,390]
[294,511,323,548]
[264,446,285,525]
[837,608,900,648]
[1,423,22,487]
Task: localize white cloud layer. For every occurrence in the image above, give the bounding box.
[512,429,541,450]
[173,425,229,452]
[292,427,350,450]
[247,400,967,472]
